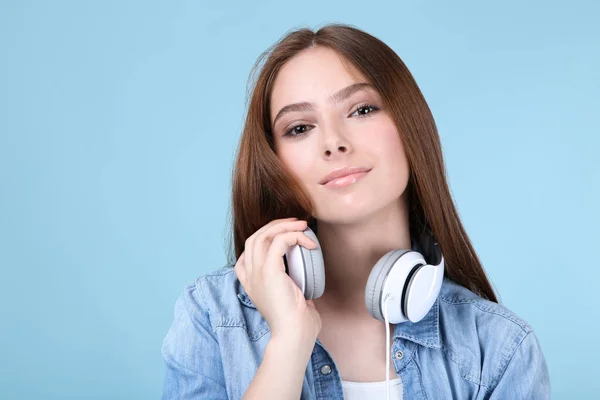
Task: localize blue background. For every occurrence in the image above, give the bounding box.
[1,0,598,398]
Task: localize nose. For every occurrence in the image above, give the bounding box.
[322,125,352,158]
[324,142,348,157]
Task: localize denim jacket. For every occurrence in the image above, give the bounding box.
[161,265,551,399]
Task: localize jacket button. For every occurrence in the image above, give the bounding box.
[320,364,332,375]
[395,350,404,360]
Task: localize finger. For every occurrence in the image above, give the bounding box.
[249,218,300,270]
[246,217,297,278]
[253,220,308,270]
[264,231,319,274]
[254,217,298,237]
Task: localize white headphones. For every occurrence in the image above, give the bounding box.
[284,226,445,324]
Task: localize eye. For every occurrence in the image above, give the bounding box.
[282,103,380,139]
[350,103,380,118]
[283,123,313,139]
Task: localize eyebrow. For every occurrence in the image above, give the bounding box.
[271,82,376,128]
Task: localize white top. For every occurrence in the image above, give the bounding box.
[341,377,403,400]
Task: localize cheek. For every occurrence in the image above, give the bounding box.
[278,145,315,186]
[370,126,410,184]
[384,132,406,161]
[367,122,405,161]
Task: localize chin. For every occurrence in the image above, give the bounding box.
[315,190,404,225]
[313,202,379,226]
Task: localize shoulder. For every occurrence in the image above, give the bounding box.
[181,264,270,341]
[439,277,532,332]
[436,277,542,390]
[161,266,247,398]
[170,265,236,317]
[193,264,239,309]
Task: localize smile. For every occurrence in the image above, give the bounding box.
[323,170,369,188]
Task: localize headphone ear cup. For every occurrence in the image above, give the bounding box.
[285,226,325,300]
[302,227,325,299]
[401,262,424,317]
[404,262,444,322]
[365,249,410,322]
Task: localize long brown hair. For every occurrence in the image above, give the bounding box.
[225,23,498,303]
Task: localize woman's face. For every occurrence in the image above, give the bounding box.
[270,46,410,225]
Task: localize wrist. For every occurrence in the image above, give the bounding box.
[270,328,318,351]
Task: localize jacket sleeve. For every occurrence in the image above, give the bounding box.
[487,329,551,399]
[161,281,228,399]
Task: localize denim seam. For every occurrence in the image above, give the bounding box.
[438,344,484,387]
[439,297,530,331]
[471,303,530,332]
[163,352,204,376]
[194,279,221,338]
[397,333,438,348]
[394,342,417,373]
[311,355,325,400]
[204,266,235,277]
[486,329,530,393]
[214,321,270,342]
[411,350,429,399]
[172,279,227,382]
[199,273,270,341]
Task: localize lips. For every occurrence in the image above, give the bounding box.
[319,166,371,185]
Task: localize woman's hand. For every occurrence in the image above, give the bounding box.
[234,217,322,340]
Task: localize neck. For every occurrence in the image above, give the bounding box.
[313,195,411,315]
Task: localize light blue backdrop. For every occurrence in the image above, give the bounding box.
[1,0,598,398]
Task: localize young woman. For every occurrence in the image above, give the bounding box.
[161,24,550,399]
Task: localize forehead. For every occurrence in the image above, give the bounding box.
[269,47,367,117]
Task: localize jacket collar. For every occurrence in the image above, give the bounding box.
[236,282,255,309]
[391,288,442,349]
[235,276,444,350]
